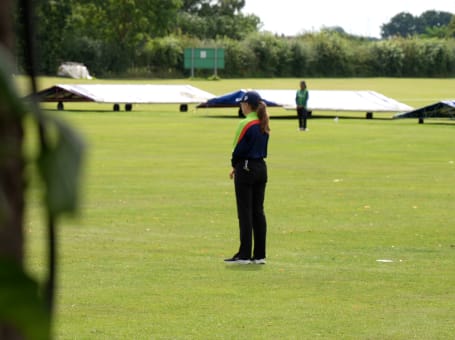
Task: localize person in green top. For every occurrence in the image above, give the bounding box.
[296,80,309,131]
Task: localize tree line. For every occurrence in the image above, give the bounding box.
[13,0,455,78]
[141,32,455,78]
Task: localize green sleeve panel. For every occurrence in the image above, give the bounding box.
[232,112,259,150]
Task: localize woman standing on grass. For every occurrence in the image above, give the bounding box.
[296,80,309,131]
[225,91,270,265]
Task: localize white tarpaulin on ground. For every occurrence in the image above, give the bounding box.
[255,89,413,112]
[57,62,93,79]
[36,84,216,104]
[199,89,413,113]
[394,100,455,119]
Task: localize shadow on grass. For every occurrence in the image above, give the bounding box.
[224,264,265,271]
[201,113,455,125]
[44,108,120,114]
[43,108,455,125]
[201,114,393,121]
[404,120,455,126]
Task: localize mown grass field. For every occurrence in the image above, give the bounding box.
[21,77,455,339]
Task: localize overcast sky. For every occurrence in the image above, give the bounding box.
[243,0,455,38]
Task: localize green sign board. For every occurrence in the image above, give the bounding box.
[184,48,225,76]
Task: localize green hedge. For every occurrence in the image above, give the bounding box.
[61,32,455,78]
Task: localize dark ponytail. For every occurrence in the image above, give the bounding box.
[257,101,270,134]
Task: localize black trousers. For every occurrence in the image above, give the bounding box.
[234,159,267,259]
[297,107,308,129]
